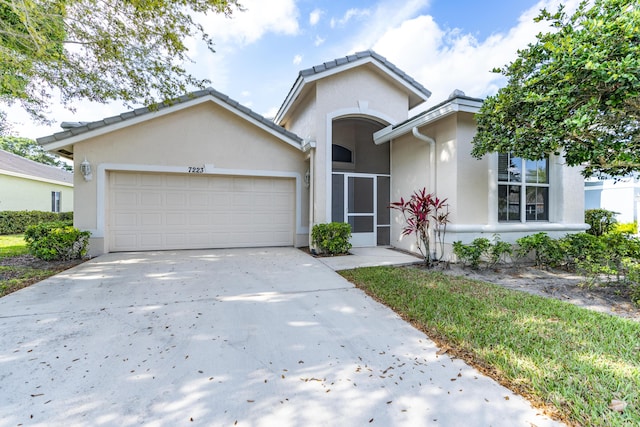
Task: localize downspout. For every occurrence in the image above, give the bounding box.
[411,126,437,260]
[302,139,317,248]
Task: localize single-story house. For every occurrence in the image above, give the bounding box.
[38,50,587,257]
[0,149,73,213]
[585,175,640,224]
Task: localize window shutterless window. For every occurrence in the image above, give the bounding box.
[498,154,549,222]
[51,191,61,213]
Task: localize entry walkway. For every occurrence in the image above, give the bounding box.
[316,246,423,270]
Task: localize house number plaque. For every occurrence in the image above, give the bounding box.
[188,166,205,173]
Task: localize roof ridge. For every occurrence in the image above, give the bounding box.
[0,149,73,183]
[296,50,431,98]
[37,88,303,147]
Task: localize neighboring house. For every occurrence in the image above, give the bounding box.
[585,175,640,224]
[0,149,73,213]
[38,50,586,257]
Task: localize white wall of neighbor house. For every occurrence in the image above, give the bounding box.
[0,174,73,212]
[72,101,308,255]
[585,179,639,224]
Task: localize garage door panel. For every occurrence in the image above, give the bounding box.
[166,192,187,206]
[140,174,164,187]
[109,172,294,251]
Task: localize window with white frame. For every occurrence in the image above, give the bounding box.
[51,191,61,213]
[498,153,549,222]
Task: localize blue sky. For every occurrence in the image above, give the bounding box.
[8,0,581,139]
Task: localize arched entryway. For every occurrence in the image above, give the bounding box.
[330,117,390,246]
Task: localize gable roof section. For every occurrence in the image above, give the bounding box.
[275,50,432,125]
[0,149,73,186]
[373,91,484,144]
[38,88,305,159]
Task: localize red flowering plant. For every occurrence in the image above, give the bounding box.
[390,188,450,266]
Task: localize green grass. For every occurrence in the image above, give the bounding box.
[0,234,29,257]
[0,266,58,296]
[341,266,640,427]
[0,234,54,297]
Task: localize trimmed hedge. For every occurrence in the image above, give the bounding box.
[24,221,90,261]
[312,222,352,255]
[0,211,73,235]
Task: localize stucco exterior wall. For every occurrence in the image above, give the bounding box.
[72,101,308,254]
[389,133,430,254]
[311,66,411,227]
[453,114,489,224]
[389,108,587,260]
[0,174,73,212]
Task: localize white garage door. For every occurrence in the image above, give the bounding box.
[108,172,295,252]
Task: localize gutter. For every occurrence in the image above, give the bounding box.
[411,126,437,260]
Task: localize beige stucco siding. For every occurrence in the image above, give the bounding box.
[453,114,489,224]
[316,66,409,121]
[72,101,307,254]
[390,133,430,254]
[0,174,73,212]
[284,89,317,143]
[309,66,411,227]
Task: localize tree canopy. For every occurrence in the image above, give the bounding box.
[0,0,242,127]
[0,136,71,170]
[471,0,640,177]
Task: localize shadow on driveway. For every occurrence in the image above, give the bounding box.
[0,248,563,426]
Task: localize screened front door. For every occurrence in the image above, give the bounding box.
[347,175,376,247]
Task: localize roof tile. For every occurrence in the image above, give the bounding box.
[36,88,303,148]
[0,149,73,184]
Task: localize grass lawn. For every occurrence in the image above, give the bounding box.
[341,266,640,427]
[0,234,29,257]
[0,234,63,297]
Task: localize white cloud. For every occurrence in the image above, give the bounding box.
[309,8,323,26]
[201,0,300,46]
[293,54,303,65]
[330,8,371,29]
[314,35,325,47]
[371,0,583,108]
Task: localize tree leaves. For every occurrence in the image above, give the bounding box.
[0,136,71,170]
[0,0,242,127]
[472,0,640,177]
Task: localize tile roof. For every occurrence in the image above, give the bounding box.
[391,91,484,130]
[37,88,303,147]
[0,149,73,184]
[298,50,432,99]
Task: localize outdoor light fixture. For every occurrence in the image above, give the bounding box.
[80,157,93,181]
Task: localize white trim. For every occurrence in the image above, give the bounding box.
[325,108,393,221]
[276,56,430,124]
[373,97,483,144]
[447,222,588,233]
[41,96,303,153]
[94,163,306,241]
[0,170,73,187]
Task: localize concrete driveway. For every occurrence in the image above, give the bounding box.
[0,248,562,427]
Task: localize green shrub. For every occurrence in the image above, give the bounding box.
[614,221,638,235]
[489,239,513,266]
[584,208,618,236]
[516,232,565,267]
[24,221,90,261]
[453,236,513,268]
[561,233,606,266]
[0,211,73,235]
[453,238,491,268]
[312,222,352,255]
